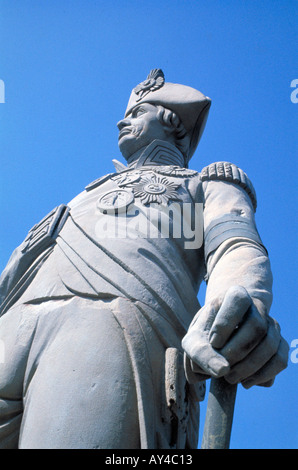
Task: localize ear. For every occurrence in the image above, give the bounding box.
[163,124,176,136]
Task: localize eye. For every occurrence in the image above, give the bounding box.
[132,107,145,117]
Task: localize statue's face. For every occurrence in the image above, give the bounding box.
[117,103,171,160]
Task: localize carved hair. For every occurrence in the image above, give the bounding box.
[155,105,191,166]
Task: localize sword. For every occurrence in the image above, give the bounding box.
[201,377,237,449]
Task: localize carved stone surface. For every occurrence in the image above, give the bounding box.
[0,70,288,449]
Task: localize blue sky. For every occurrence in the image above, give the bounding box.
[0,1,297,449]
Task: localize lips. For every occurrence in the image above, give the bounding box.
[119,126,142,140]
[118,128,132,139]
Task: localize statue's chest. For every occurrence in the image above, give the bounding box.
[70,167,203,252]
[83,166,200,212]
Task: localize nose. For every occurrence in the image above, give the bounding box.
[117,118,130,131]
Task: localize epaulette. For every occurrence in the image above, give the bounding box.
[0,204,70,316]
[200,161,257,211]
[85,173,115,192]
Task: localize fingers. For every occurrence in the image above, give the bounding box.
[182,285,289,387]
[183,353,211,384]
[258,378,275,387]
[209,286,252,349]
[241,337,289,389]
[219,303,268,366]
[224,317,281,384]
[182,303,230,377]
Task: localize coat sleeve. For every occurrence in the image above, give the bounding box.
[201,163,273,316]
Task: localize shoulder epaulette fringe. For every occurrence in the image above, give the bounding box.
[200,161,257,211]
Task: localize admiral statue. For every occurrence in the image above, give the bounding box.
[0,69,289,449]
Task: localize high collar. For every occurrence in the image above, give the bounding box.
[126,140,186,169]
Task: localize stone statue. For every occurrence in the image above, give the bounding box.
[0,69,289,449]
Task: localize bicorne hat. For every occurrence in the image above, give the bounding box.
[125,69,211,161]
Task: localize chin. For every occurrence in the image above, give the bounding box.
[118,140,135,161]
[119,136,141,160]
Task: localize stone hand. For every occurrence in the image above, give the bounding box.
[182,286,289,388]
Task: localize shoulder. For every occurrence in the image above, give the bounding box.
[0,204,70,315]
[200,161,257,211]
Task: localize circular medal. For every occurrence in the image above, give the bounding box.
[97,189,134,213]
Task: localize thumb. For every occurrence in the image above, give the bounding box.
[182,303,230,377]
